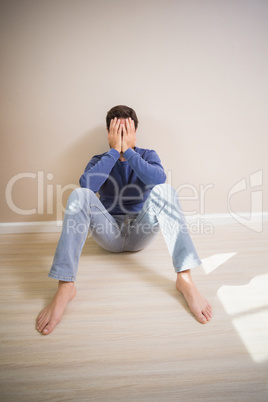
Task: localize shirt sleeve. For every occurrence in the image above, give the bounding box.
[79,148,120,192]
[123,148,166,188]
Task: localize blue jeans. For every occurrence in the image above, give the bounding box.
[49,184,202,281]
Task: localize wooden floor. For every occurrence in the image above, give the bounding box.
[0,223,268,401]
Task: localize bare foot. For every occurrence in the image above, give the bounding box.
[36,281,76,335]
[176,269,212,324]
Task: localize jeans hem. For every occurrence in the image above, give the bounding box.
[174,259,202,273]
[48,272,75,282]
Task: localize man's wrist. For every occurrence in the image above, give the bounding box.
[110,146,121,153]
[122,147,129,154]
[122,146,134,153]
[123,148,135,159]
[109,148,121,159]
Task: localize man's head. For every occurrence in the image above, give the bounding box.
[106,105,139,131]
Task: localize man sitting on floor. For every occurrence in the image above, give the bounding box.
[37,105,212,335]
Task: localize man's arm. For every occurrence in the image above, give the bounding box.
[79,148,120,192]
[123,148,166,188]
[122,118,166,187]
[79,118,122,192]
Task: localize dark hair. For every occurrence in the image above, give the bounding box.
[106,105,139,130]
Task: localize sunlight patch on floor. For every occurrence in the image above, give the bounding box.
[202,252,237,274]
[217,274,268,363]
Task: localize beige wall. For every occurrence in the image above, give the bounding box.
[1,0,267,223]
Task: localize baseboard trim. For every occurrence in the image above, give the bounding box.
[0,221,63,234]
[0,213,267,234]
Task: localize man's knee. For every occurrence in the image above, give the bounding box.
[151,183,176,200]
[66,187,96,215]
[152,183,174,192]
[149,183,182,213]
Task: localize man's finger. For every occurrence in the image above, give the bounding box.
[126,118,131,133]
[115,118,121,133]
[130,118,135,131]
[112,117,119,131]
[109,119,114,132]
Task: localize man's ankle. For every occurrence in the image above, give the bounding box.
[58,280,74,287]
[177,269,191,280]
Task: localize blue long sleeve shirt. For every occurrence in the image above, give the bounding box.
[79,147,166,215]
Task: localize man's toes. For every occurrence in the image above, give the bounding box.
[37,314,43,324]
[37,316,44,329]
[193,309,207,324]
[200,314,207,323]
[37,319,48,332]
[206,305,212,317]
[37,309,47,325]
[42,318,59,335]
[37,312,52,332]
[36,318,42,331]
[42,326,51,335]
[202,309,212,321]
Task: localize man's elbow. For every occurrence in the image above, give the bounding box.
[147,172,166,188]
[79,175,86,188]
[79,175,99,192]
[157,171,166,184]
